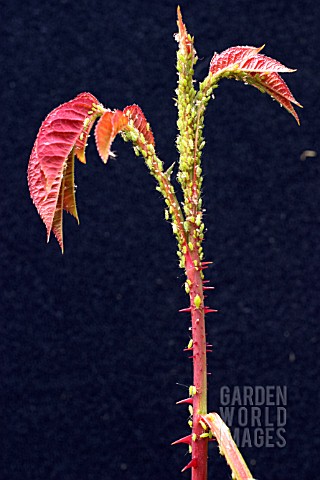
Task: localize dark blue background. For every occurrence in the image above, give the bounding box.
[1,0,319,479]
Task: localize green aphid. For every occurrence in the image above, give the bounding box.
[189,385,197,396]
[194,294,201,309]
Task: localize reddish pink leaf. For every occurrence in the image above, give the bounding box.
[36,92,100,191]
[249,71,302,123]
[255,71,301,105]
[28,92,102,251]
[28,139,66,244]
[209,45,301,123]
[94,110,128,163]
[210,45,263,75]
[123,104,155,147]
[241,54,295,73]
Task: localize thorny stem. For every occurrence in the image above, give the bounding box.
[174,8,214,479]
[185,249,208,480]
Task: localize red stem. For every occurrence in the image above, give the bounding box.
[185,250,208,480]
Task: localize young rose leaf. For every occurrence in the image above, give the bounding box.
[209,45,301,123]
[28,92,103,251]
[28,139,68,248]
[123,104,155,147]
[36,92,101,191]
[209,45,264,75]
[94,105,155,164]
[94,110,128,163]
[248,71,302,124]
[240,54,295,73]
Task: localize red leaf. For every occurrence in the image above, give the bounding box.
[28,139,66,244]
[250,71,302,124]
[210,45,263,75]
[36,92,100,191]
[94,110,128,163]
[241,54,295,73]
[254,71,301,105]
[123,104,155,147]
[28,92,102,251]
[209,45,301,123]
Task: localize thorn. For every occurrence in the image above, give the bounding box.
[181,458,198,472]
[203,280,211,284]
[188,355,196,359]
[203,286,215,291]
[176,397,193,405]
[183,347,193,352]
[206,343,213,347]
[204,307,218,313]
[179,307,192,313]
[201,261,213,266]
[206,349,213,353]
[172,434,192,446]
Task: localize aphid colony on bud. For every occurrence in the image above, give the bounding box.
[175,66,208,263]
